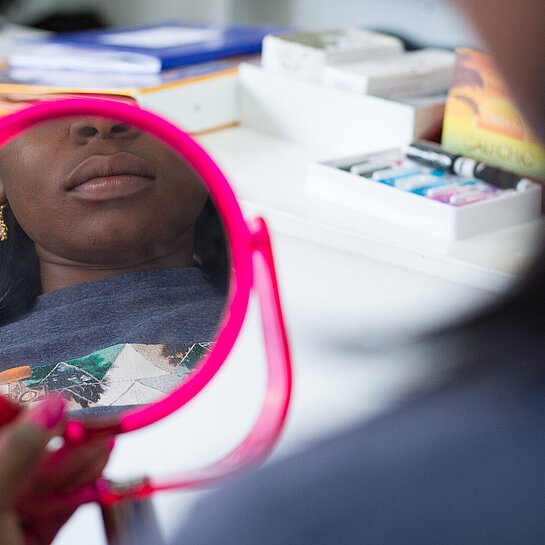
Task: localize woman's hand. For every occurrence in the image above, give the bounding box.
[0,395,113,545]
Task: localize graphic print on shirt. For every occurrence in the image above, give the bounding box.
[0,342,214,410]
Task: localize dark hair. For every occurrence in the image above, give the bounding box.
[0,198,229,325]
[0,204,41,324]
[193,197,230,295]
[0,0,19,13]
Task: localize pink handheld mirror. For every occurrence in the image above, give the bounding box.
[0,98,292,520]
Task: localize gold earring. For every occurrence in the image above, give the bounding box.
[0,203,8,242]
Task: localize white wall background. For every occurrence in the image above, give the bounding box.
[3,0,232,25]
[4,0,481,49]
[232,0,480,48]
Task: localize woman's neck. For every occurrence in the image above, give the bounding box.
[37,232,196,294]
[39,253,194,294]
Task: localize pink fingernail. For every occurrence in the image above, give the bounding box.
[28,395,67,431]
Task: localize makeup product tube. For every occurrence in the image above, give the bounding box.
[405,141,533,191]
[449,190,493,206]
[404,141,460,171]
[350,160,393,176]
[394,174,439,191]
[452,157,532,191]
[371,166,420,183]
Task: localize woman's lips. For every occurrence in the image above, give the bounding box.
[66,153,155,200]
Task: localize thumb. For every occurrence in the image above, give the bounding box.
[0,395,66,505]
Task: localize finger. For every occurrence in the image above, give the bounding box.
[0,512,23,545]
[61,439,113,492]
[13,438,113,520]
[20,507,77,545]
[0,395,66,503]
[26,437,114,495]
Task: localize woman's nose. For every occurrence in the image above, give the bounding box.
[69,118,138,145]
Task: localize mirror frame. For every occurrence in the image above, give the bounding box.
[0,97,254,440]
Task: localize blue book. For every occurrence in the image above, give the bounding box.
[9,21,286,74]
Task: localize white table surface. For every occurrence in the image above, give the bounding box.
[53,125,543,544]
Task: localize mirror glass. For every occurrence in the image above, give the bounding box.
[0,115,230,417]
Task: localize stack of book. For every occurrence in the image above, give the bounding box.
[0,22,284,133]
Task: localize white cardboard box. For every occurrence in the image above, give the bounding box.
[261,28,404,83]
[239,62,446,155]
[321,48,455,99]
[137,70,240,133]
[307,150,542,239]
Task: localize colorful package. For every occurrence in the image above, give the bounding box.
[442,48,545,181]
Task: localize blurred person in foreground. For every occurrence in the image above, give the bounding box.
[176,1,545,543]
[1,0,545,543]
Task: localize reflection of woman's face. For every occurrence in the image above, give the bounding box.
[0,117,209,267]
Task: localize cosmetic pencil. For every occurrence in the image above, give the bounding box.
[405,141,533,191]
